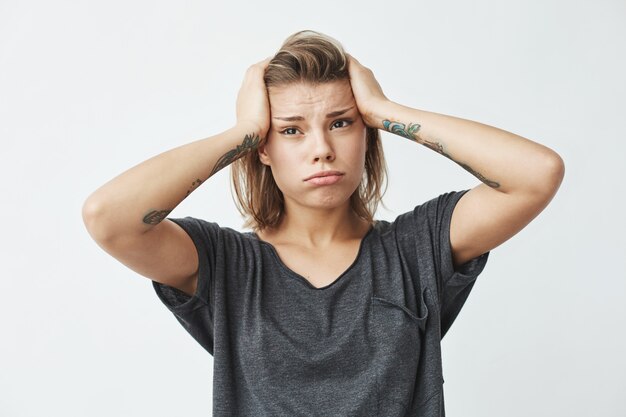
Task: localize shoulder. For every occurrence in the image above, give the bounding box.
[378,190,469,234]
[168,216,259,251]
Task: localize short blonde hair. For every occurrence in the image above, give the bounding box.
[231,30,388,232]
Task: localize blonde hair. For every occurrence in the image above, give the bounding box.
[230,30,388,232]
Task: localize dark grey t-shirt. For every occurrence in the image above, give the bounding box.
[153,190,489,416]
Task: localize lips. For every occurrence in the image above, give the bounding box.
[303,170,344,181]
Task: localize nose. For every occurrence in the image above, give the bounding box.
[312,131,335,163]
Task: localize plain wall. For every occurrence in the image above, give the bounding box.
[1,0,624,415]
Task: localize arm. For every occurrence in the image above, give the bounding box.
[375,102,564,267]
[347,55,565,268]
[81,123,262,295]
[82,58,270,295]
[82,123,262,239]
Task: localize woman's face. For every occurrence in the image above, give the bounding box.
[258,80,367,213]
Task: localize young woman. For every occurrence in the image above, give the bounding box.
[82,30,564,416]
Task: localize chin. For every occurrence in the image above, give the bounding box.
[281,178,361,211]
[304,189,355,211]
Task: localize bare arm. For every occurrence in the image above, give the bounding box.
[81,123,261,295]
[82,58,271,296]
[82,123,261,240]
[372,102,565,267]
[373,102,563,195]
[347,54,565,268]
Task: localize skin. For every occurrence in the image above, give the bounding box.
[344,54,564,267]
[256,80,372,252]
[82,53,564,296]
[233,53,563,287]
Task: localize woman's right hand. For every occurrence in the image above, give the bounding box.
[236,57,272,140]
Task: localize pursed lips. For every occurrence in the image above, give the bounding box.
[303,171,344,181]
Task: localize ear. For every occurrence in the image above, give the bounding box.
[257,143,271,166]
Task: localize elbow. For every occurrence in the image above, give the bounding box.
[510,149,564,209]
[82,196,110,242]
[530,149,565,199]
[545,150,565,192]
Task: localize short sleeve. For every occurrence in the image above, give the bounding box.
[151,216,220,355]
[399,190,489,338]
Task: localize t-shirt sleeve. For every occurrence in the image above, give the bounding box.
[151,216,219,355]
[398,190,490,339]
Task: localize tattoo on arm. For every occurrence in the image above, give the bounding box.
[186,178,203,196]
[457,162,500,188]
[139,133,261,227]
[382,120,421,141]
[423,138,500,188]
[209,132,261,178]
[141,179,200,227]
[143,209,172,225]
[382,119,500,188]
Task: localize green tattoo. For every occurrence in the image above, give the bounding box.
[382,119,421,141]
[209,132,261,177]
[383,118,500,188]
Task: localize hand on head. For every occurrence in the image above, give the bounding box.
[234,53,390,141]
[346,54,390,128]
[236,57,272,140]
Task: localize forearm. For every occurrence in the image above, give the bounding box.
[82,122,261,240]
[370,101,564,194]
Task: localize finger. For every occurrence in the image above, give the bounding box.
[346,54,365,77]
[347,53,362,66]
[257,56,272,69]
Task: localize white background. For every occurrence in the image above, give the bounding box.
[1,0,625,416]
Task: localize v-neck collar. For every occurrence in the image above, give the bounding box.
[249,224,376,290]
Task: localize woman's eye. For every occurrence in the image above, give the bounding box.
[332,119,353,129]
[280,127,299,135]
[280,120,352,135]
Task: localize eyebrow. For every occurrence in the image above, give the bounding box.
[272,106,355,122]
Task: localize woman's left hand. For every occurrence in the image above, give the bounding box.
[347,54,392,128]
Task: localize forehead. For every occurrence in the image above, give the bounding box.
[268,80,354,116]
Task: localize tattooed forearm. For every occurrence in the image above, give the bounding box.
[383,118,500,188]
[139,134,260,227]
[186,178,203,196]
[457,162,500,188]
[427,139,500,188]
[382,120,421,141]
[208,132,261,178]
[422,139,451,158]
[143,209,172,225]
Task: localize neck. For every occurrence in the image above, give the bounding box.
[264,200,371,249]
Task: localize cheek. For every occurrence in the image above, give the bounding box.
[269,145,298,171]
[264,134,289,165]
[264,142,302,187]
[345,135,368,164]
